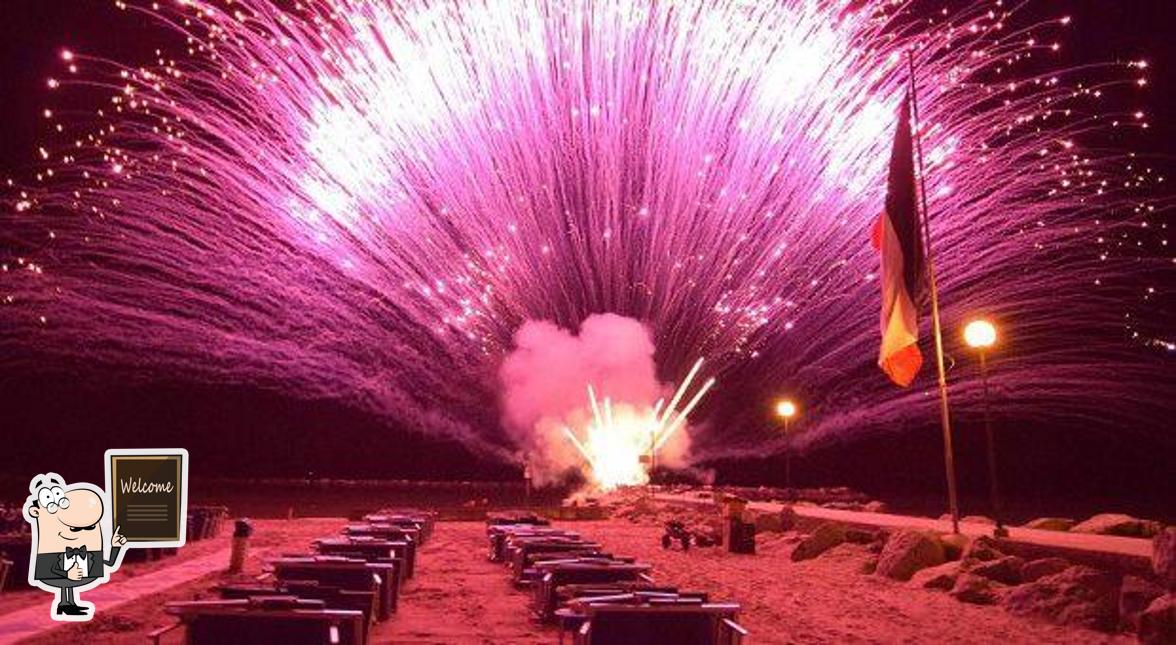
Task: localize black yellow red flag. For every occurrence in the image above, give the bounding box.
[871,96,926,387]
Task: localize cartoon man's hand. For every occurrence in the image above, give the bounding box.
[112,525,128,547]
[66,562,83,581]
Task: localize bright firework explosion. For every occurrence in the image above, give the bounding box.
[1,1,1171,464]
[561,358,714,490]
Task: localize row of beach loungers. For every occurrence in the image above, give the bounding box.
[487,510,749,645]
[150,508,436,644]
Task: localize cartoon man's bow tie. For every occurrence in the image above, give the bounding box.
[65,546,88,558]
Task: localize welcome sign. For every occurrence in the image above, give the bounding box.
[105,449,189,547]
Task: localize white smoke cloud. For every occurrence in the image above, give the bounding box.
[498,313,692,486]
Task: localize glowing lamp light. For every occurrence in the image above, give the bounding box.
[964,319,998,350]
[775,399,798,419]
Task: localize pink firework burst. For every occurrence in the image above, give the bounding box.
[1,0,1171,461]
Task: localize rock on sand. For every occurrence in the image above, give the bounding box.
[875,529,946,581]
[962,515,996,525]
[1071,513,1163,538]
[961,535,1004,563]
[1120,574,1165,633]
[951,573,1003,605]
[1021,557,1070,583]
[791,522,847,561]
[908,561,961,590]
[1002,565,1121,631]
[1022,517,1076,532]
[968,555,1025,585]
[1138,594,1175,645]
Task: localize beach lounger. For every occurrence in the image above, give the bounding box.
[217,582,377,641]
[508,540,603,580]
[315,537,415,579]
[365,514,428,538]
[369,509,437,541]
[531,561,653,621]
[571,602,746,645]
[152,597,365,645]
[551,585,707,633]
[499,530,583,552]
[513,548,619,584]
[344,523,421,546]
[487,527,580,562]
[272,556,397,620]
[342,525,419,568]
[556,585,703,608]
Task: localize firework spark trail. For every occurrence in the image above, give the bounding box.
[1,0,1171,461]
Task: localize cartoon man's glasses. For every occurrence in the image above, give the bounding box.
[37,486,70,514]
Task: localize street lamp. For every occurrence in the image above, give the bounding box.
[964,319,997,350]
[775,399,799,495]
[963,319,1006,537]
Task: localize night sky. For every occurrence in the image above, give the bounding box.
[1,1,1172,518]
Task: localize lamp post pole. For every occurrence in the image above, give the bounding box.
[978,350,1006,537]
[964,318,1005,538]
[784,416,792,492]
[775,399,798,499]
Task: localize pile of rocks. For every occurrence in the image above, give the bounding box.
[888,524,1173,642]
[780,512,1173,642]
[1009,513,1165,539]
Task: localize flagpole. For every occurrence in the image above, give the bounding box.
[906,50,961,534]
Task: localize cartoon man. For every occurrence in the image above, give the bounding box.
[23,473,128,619]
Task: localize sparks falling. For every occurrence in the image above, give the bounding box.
[0,1,1171,462]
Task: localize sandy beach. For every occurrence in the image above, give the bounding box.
[1,514,1139,644]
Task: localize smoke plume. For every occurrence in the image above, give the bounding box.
[499,313,692,485]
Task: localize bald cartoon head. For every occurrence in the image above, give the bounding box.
[26,475,108,555]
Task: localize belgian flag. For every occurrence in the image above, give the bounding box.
[871,96,926,387]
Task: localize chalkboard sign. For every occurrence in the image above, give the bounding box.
[105,449,189,547]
